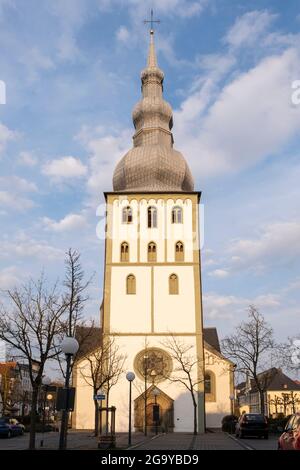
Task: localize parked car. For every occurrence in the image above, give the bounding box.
[0,418,24,438]
[235,413,269,439]
[278,413,300,450]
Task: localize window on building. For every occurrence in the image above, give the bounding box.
[148,206,157,228]
[122,206,133,224]
[172,206,183,224]
[121,242,129,262]
[148,242,157,262]
[204,371,216,402]
[126,274,136,294]
[169,274,179,295]
[175,241,184,262]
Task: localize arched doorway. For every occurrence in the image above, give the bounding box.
[134,385,174,433]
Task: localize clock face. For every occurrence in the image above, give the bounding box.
[134,347,173,383]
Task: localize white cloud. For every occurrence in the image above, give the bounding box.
[76,126,131,204]
[0,122,16,155]
[225,10,277,49]
[208,269,230,279]
[174,47,300,178]
[0,176,37,192]
[43,213,87,232]
[0,239,64,261]
[18,151,38,167]
[116,26,130,43]
[42,156,87,180]
[0,266,22,289]
[0,192,35,211]
[229,221,300,271]
[19,47,55,81]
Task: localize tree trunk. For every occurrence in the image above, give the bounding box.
[259,390,265,415]
[29,386,39,450]
[94,399,99,437]
[193,403,198,435]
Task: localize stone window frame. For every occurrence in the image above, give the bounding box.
[148,241,157,262]
[126,274,136,295]
[121,241,129,262]
[148,206,158,228]
[204,370,216,402]
[169,273,179,295]
[171,206,183,224]
[175,241,184,262]
[122,205,133,224]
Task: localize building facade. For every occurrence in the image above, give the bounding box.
[236,368,300,417]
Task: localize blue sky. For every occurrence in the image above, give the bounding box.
[0,0,300,355]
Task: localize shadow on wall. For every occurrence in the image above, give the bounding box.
[206,403,231,429]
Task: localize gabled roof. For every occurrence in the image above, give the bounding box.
[75,326,102,360]
[237,368,300,394]
[203,328,221,352]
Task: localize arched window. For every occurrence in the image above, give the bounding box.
[120,242,129,262]
[204,371,216,402]
[126,274,136,294]
[122,206,133,224]
[169,274,179,295]
[148,206,157,228]
[175,241,184,262]
[172,206,183,224]
[148,242,157,262]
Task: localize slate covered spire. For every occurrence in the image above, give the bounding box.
[113,30,194,192]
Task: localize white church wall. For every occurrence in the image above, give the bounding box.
[205,354,232,429]
[110,266,152,333]
[73,335,200,433]
[154,266,196,332]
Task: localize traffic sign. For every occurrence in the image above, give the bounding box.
[94,394,105,401]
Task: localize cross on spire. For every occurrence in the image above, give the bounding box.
[143,9,160,33]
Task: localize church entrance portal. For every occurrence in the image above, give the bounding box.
[134,385,174,433]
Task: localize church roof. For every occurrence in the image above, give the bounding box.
[203,328,221,353]
[113,30,194,193]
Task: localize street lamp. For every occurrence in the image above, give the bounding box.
[126,372,135,447]
[143,354,148,436]
[229,394,235,434]
[58,336,79,450]
[153,387,160,435]
[40,376,51,448]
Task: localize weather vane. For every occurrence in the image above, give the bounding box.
[143,9,160,32]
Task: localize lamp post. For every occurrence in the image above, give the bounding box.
[40,376,51,448]
[126,372,135,447]
[143,354,148,436]
[229,394,235,434]
[153,387,160,435]
[58,336,79,450]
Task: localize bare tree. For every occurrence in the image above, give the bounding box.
[77,336,125,436]
[0,277,67,449]
[222,306,275,414]
[162,335,204,435]
[277,336,300,373]
[55,249,94,377]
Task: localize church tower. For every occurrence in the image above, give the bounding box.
[101,29,206,433]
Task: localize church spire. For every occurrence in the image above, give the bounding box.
[147,30,157,68]
[112,24,194,192]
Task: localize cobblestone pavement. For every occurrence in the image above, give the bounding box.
[0,430,279,450]
[133,432,244,450]
[228,434,278,451]
[0,430,154,450]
